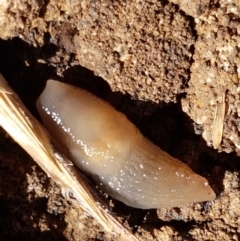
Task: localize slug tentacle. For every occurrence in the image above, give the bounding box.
[36,80,216,209]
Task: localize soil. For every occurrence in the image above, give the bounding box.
[1,0,240,240]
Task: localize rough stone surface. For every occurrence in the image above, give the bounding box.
[1,0,240,241]
[170,0,211,18]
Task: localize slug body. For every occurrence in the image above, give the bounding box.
[37,80,215,209]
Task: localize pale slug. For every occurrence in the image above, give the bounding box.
[36,80,216,209]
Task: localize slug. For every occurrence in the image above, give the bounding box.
[36,80,216,209]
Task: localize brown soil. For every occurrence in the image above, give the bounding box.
[1,1,240,240]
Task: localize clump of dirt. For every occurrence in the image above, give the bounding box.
[181,1,240,153]
[0,0,195,103]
